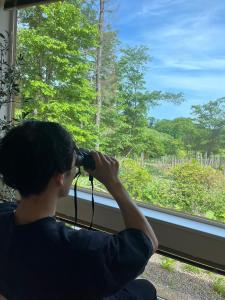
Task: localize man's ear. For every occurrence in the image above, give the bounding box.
[53,173,65,187]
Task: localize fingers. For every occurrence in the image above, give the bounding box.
[104,154,114,163]
[90,151,101,167]
[88,151,119,185]
[90,151,117,166]
[98,152,111,164]
[105,155,119,166]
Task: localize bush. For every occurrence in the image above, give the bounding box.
[119,158,152,202]
[171,161,225,188]
[168,162,225,220]
[144,178,171,207]
[74,158,225,223]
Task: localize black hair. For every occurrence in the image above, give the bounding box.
[0,120,75,197]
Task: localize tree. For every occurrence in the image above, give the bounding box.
[17,1,98,147]
[132,128,183,158]
[95,0,105,150]
[17,2,185,158]
[192,98,225,154]
[154,118,202,152]
[94,1,119,151]
[104,45,184,157]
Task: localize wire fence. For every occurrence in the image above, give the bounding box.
[141,152,225,172]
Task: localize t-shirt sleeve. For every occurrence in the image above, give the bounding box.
[65,227,153,297]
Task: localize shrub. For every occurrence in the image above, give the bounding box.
[169,162,225,219]
[74,158,225,223]
[73,158,153,201]
[144,178,171,207]
[119,158,152,202]
[171,161,224,188]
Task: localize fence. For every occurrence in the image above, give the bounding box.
[144,152,225,171]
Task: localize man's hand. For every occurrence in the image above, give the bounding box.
[86,151,121,188]
[86,152,158,252]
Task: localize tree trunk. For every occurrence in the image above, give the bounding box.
[95,0,104,150]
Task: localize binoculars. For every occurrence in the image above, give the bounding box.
[75,149,96,171]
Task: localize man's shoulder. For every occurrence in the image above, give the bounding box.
[57,223,110,252]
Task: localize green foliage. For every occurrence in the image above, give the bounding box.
[15,1,225,224]
[154,100,225,155]
[17,2,185,157]
[0,32,24,132]
[119,158,152,201]
[160,257,176,272]
[169,162,225,220]
[131,128,183,158]
[212,277,225,297]
[172,161,224,187]
[192,98,225,130]
[145,178,171,207]
[154,117,202,152]
[17,1,98,146]
[101,45,184,156]
[138,161,225,222]
[183,264,202,274]
[192,98,225,154]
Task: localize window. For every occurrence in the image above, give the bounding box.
[15,0,225,226]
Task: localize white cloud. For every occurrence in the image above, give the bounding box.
[112,0,225,118]
[154,57,225,71]
[149,74,225,94]
[139,3,225,72]
[114,0,225,104]
[143,12,224,53]
[137,0,187,17]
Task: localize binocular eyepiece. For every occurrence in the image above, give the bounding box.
[75,149,96,171]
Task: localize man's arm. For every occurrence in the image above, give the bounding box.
[106,180,158,252]
[87,152,158,253]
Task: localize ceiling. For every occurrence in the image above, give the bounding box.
[4,0,59,9]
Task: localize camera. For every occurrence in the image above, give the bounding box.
[75,149,96,170]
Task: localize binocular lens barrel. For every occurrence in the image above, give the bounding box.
[75,150,95,170]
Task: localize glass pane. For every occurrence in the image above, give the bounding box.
[15,0,225,223]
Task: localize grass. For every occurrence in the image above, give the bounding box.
[212,277,225,297]
[183,264,202,274]
[160,257,176,272]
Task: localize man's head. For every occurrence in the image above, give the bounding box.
[0,121,77,198]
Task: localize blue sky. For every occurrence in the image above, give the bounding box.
[110,0,225,119]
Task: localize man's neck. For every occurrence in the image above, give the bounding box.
[14,193,57,225]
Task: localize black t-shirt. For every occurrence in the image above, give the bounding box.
[0,211,153,300]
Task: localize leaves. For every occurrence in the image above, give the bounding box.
[17,1,98,145]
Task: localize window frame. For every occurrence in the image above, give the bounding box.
[4,0,59,9]
[56,188,225,275]
[1,3,225,277]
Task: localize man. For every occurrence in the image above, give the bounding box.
[0,120,158,299]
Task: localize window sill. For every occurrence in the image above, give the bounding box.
[56,188,225,275]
